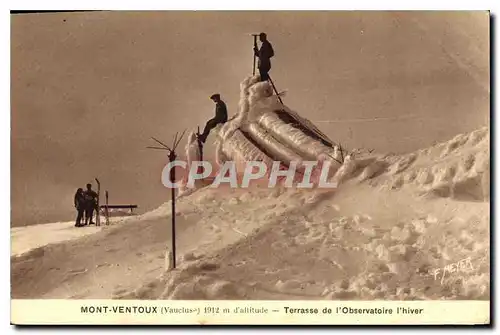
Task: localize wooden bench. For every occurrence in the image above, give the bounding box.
[99,204,138,215]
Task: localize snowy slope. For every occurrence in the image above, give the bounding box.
[113,126,489,300]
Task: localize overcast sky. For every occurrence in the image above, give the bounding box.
[11,11,489,226]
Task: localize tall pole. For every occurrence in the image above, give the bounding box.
[252,34,258,75]
[148,131,185,270]
[197,126,203,163]
[168,150,177,269]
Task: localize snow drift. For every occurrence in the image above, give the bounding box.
[114,124,489,300]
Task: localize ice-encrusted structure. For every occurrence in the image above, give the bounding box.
[208,76,350,183]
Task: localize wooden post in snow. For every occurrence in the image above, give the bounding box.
[168,149,177,269]
[95,178,101,226]
[105,190,110,226]
[147,130,186,269]
[197,126,204,163]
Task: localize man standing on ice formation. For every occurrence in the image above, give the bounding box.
[198,93,228,143]
[83,183,98,225]
[254,32,274,82]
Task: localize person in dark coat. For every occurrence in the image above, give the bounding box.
[83,183,98,225]
[74,188,86,227]
[198,93,228,143]
[254,32,274,82]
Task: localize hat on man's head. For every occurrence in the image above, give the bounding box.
[259,32,267,38]
[210,93,220,100]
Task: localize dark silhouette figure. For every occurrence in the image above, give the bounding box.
[199,94,228,143]
[74,188,85,227]
[254,32,274,82]
[83,183,98,225]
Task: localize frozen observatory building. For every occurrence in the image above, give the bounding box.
[185,75,372,187]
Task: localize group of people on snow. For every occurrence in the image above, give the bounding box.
[74,183,98,227]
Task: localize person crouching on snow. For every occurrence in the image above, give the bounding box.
[74,188,86,227]
[198,94,228,143]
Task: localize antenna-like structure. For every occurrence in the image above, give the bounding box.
[147,130,186,269]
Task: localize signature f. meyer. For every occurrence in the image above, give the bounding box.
[433,257,474,284]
